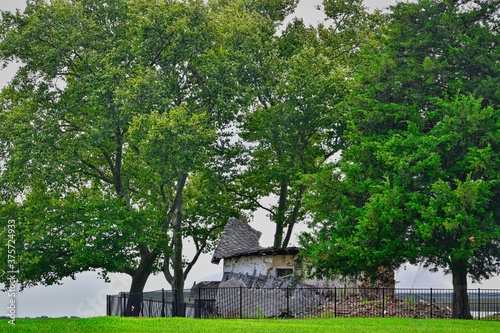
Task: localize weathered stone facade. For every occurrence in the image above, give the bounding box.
[211,218,300,283]
[222,251,298,278]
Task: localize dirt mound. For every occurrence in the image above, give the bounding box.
[310,293,452,319]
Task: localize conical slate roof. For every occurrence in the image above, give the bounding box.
[211,217,263,264]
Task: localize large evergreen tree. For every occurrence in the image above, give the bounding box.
[301,0,500,319]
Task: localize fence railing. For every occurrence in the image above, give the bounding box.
[106,287,500,320]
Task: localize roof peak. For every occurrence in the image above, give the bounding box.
[211,218,263,264]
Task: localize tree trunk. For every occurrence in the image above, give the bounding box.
[281,185,306,248]
[451,263,473,319]
[125,248,157,317]
[171,199,186,317]
[273,179,288,248]
[273,223,284,248]
[162,173,188,317]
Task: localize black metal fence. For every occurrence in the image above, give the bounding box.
[107,287,500,320]
[106,289,193,318]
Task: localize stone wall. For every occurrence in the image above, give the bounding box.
[223,253,297,278]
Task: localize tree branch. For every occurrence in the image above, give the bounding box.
[184,224,225,280]
[164,173,188,227]
[224,184,275,217]
[74,151,114,184]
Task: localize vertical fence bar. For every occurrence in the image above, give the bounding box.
[175,289,179,317]
[239,286,243,319]
[161,288,165,317]
[286,287,290,317]
[382,288,385,318]
[334,287,337,318]
[430,288,433,319]
[122,293,126,317]
[478,288,480,320]
[198,286,201,318]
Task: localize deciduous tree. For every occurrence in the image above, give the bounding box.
[0,0,289,316]
[233,0,382,249]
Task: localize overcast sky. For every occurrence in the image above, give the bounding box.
[1,0,497,319]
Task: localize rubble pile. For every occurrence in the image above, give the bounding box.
[310,293,452,319]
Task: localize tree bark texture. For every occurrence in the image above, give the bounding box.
[451,263,473,319]
[171,199,186,317]
[125,249,157,317]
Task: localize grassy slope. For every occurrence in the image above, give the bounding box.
[2,317,499,333]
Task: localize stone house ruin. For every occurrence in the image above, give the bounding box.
[190,217,307,317]
[190,217,396,318]
[210,217,300,287]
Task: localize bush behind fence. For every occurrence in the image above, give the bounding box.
[106,287,500,320]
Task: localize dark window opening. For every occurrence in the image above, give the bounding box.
[275,267,294,278]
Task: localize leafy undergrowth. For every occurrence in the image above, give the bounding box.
[2,317,499,333]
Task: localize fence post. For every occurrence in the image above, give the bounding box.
[430,288,433,319]
[478,288,481,320]
[334,287,337,318]
[286,287,290,317]
[173,289,177,317]
[161,288,165,317]
[382,288,385,318]
[122,292,126,317]
[239,286,243,319]
[198,286,201,318]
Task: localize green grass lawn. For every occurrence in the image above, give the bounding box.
[2,317,499,333]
